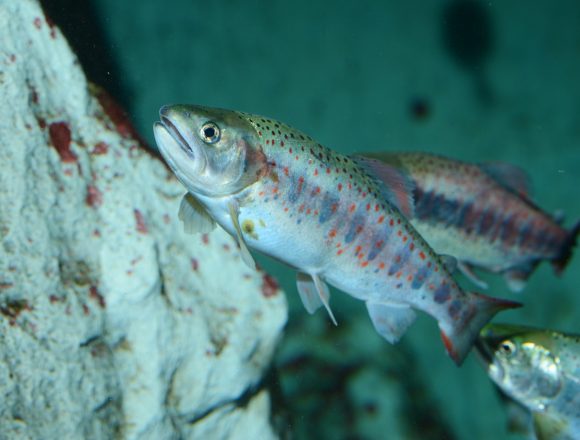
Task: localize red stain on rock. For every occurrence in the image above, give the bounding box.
[49,121,77,163]
[86,185,103,208]
[261,274,279,298]
[191,258,199,271]
[134,209,148,234]
[89,285,106,308]
[92,142,108,155]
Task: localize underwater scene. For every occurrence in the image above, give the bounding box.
[1,0,579,439]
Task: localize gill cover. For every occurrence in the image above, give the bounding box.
[154,104,268,197]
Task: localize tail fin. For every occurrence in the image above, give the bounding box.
[552,219,580,275]
[439,293,521,365]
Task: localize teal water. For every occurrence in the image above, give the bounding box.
[59,1,580,438]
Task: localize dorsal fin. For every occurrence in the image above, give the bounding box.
[351,155,415,218]
[480,162,532,199]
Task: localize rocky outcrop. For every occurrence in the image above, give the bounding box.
[0,1,287,438]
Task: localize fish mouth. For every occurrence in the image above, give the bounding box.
[160,115,194,156]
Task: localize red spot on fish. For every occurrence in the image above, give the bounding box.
[355,245,362,254]
[299,204,305,213]
[375,204,379,212]
[306,208,311,214]
[395,255,401,263]
[272,187,279,194]
[86,185,103,208]
[338,183,343,191]
[33,17,42,29]
[331,203,338,213]
[82,304,90,315]
[397,230,403,237]
[389,219,394,226]
[329,229,337,238]
[378,216,385,224]
[402,236,408,242]
[271,140,276,146]
[314,169,319,176]
[407,274,413,282]
[266,140,270,145]
[49,121,77,163]
[326,168,331,174]
[361,261,369,267]
[366,203,371,211]
[202,234,209,245]
[409,242,415,251]
[314,210,319,215]
[89,285,106,308]
[258,131,262,136]
[349,204,356,213]
[396,271,402,279]
[337,249,344,256]
[419,251,426,260]
[427,261,432,268]
[356,225,363,234]
[295,155,299,160]
[280,141,285,147]
[259,191,265,197]
[289,147,293,153]
[375,240,384,248]
[261,274,279,298]
[283,167,289,176]
[134,209,148,234]
[284,207,289,212]
[397,219,401,224]
[92,142,108,155]
[191,258,199,271]
[379,262,385,269]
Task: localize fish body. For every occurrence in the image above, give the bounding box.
[153,105,518,365]
[363,152,580,292]
[478,324,580,439]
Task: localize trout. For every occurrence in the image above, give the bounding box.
[153,105,519,365]
[363,152,580,292]
[478,324,580,439]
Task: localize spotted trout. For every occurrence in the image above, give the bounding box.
[153,105,519,365]
[477,324,580,439]
[362,152,580,292]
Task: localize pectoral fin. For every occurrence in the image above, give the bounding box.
[296,272,337,325]
[366,301,417,344]
[178,193,216,234]
[228,202,256,270]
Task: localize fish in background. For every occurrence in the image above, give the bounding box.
[477,324,580,440]
[153,104,519,365]
[361,152,580,292]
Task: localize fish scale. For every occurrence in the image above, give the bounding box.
[153,104,520,365]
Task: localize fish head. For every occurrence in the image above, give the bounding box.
[153,104,267,197]
[478,324,562,412]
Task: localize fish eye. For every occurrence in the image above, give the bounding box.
[498,340,516,357]
[200,122,220,144]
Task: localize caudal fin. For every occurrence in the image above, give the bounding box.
[439,293,521,365]
[552,219,580,275]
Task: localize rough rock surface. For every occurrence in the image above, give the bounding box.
[0,1,287,439]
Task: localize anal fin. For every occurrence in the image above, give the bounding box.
[296,272,337,325]
[365,301,417,344]
[457,261,488,290]
[503,262,538,293]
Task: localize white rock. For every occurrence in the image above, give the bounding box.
[0,1,287,439]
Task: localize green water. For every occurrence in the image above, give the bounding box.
[57,1,580,438]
